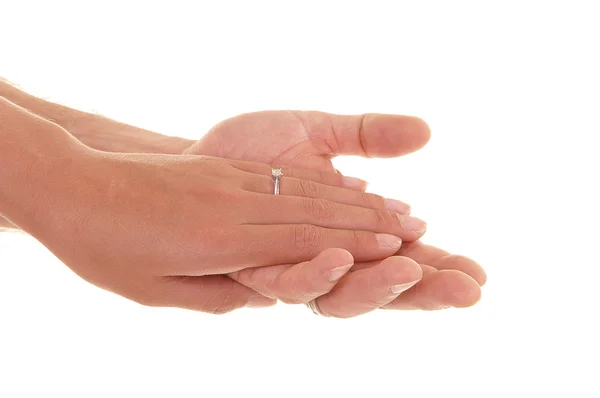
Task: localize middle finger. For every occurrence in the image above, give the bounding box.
[245,193,426,242]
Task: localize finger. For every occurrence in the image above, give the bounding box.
[248,195,426,241]
[228,159,368,191]
[382,270,482,311]
[419,263,440,277]
[428,255,487,286]
[149,275,276,314]
[398,241,487,285]
[350,258,438,275]
[229,248,354,304]
[349,260,481,310]
[314,256,423,318]
[173,225,403,275]
[242,176,411,214]
[344,260,481,310]
[290,111,431,158]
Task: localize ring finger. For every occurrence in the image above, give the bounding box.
[311,256,423,318]
[228,160,369,191]
[242,174,411,214]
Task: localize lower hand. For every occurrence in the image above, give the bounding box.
[185,111,486,317]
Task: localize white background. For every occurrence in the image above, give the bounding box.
[1,1,599,397]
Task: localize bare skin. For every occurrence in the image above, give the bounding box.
[1,96,434,314]
[0,80,485,317]
[187,112,484,316]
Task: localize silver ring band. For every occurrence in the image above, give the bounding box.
[306,299,326,316]
[272,168,283,195]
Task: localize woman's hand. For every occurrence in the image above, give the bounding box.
[186,111,485,316]
[27,151,425,313]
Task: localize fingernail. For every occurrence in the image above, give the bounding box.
[398,215,427,233]
[385,198,411,214]
[376,234,402,249]
[342,176,368,190]
[390,280,419,295]
[328,263,354,282]
[247,296,276,308]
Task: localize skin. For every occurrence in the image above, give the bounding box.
[0,80,486,317]
[0,96,431,314]
[187,112,485,316]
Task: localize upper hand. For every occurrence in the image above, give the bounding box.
[30,129,422,314]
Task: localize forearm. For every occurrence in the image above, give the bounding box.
[0,97,86,235]
[0,78,193,154]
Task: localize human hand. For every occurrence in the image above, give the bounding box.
[6,105,429,314]
[185,111,486,316]
[1,84,485,316]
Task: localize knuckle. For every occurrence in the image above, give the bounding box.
[203,284,239,315]
[373,209,398,226]
[292,224,321,251]
[314,170,325,183]
[351,229,375,246]
[297,179,321,198]
[331,173,344,186]
[361,192,385,209]
[305,198,336,221]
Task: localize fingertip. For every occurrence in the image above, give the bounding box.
[436,270,482,308]
[314,248,354,283]
[383,269,481,311]
[380,256,423,285]
[399,115,431,151]
[477,269,488,286]
[419,263,438,277]
[315,248,354,268]
[449,255,486,286]
[365,114,432,157]
[342,176,369,191]
[410,116,432,147]
[433,254,487,286]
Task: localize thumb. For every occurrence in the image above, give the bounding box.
[295,111,431,158]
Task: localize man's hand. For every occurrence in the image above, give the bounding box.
[184,111,485,316]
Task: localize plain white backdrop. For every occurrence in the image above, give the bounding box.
[1,1,599,397]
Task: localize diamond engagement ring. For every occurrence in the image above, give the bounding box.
[272,168,283,195]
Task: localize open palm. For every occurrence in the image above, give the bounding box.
[184,111,486,314]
